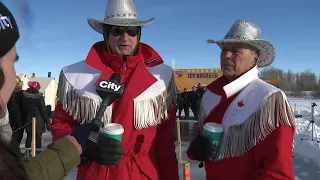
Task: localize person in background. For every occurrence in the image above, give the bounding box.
[196,82,204,95]
[20,81,50,154]
[177,90,184,118]
[187,20,295,180]
[0,2,112,180]
[46,104,52,118]
[189,86,200,119]
[202,86,207,96]
[8,76,24,146]
[181,88,190,118]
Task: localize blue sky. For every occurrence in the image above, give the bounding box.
[3,0,320,79]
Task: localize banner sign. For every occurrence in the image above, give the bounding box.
[174,68,280,91]
[174,68,223,91]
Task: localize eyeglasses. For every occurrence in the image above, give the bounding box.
[110,26,139,37]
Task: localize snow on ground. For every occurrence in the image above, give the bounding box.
[17,98,320,180]
[294,119,320,159]
[289,98,320,180]
[289,98,320,127]
[291,118,320,180]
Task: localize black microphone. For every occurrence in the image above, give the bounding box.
[95,73,124,120]
[88,72,124,143]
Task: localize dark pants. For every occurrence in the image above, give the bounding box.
[183,104,190,117]
[178,105,190,118]
[178,106,183,117]
[25,133,42,149]
[191,105,198,119]
[11,127,24,145]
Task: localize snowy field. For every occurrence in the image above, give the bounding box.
[289,98,320,180]
[19,98,320,180]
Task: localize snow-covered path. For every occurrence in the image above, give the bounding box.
[17,98,320,179]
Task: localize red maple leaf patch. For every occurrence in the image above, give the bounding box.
[237,101,244,107]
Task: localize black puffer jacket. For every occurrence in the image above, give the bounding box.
[177,93,183,108]
[7,91,23,130]
[181,92,190,106]
[21,88,50,133]
[189,91,200,108]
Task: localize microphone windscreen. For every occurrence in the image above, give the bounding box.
[110,73,121,83]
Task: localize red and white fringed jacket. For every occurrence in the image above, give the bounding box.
[51,41,179,180]
[187,66,296,180]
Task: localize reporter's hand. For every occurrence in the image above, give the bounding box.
[71,123,100,151]
[191,135,217,161]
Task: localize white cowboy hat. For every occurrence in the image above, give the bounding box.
[206,20,275,67]
[88,0,154,34]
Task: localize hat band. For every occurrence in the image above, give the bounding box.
[105,12,138,20]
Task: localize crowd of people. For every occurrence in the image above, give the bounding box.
[177,83,207,119]
[7,78,51,155]
[0,0,296,180]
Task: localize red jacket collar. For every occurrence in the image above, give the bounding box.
[85,41,163,73]
[207,76,228,98]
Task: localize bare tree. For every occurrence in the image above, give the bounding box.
[259,66,286,89]
[260,67,319,95]
[282,70,295,91]
[295,70,317,91]
[317,74,320,89]
[259,66,284,78]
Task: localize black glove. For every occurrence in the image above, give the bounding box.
[71,123,100,151]
[91,118,104,130]
[191,135,217,161]
[46,124,50,131]
[82,135,124,166]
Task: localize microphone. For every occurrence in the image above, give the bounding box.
[88,72,124,143]
[95,73,124,120]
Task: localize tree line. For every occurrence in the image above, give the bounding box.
[260,66,320,98]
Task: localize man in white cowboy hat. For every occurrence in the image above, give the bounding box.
[187,20,295,180]
[50,0,179,180]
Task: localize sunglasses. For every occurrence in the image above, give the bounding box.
[110,26,139,37]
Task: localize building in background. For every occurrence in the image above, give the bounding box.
[260,77,281,88]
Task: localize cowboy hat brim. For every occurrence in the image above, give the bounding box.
[206,39,276,67]
[88,17,154,34]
